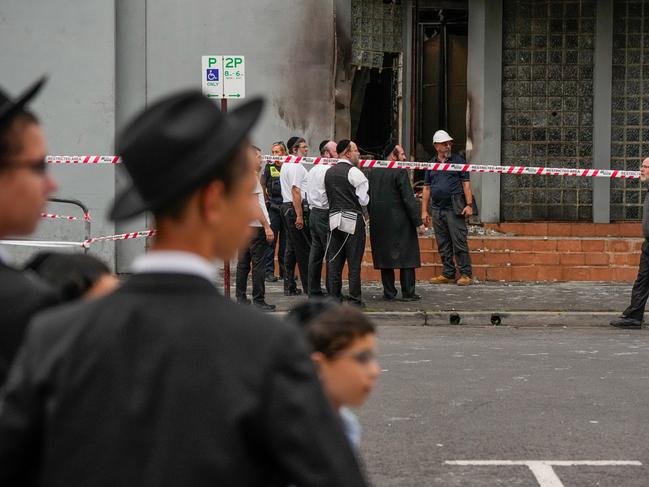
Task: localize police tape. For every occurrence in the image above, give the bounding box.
[46,155,121,165]
[267,155,642,179]
[0,230,156,249]
[45,154,643,179]
[82,230,156,248]
[41,212,91,222]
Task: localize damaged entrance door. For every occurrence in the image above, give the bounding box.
[417,8,468,160]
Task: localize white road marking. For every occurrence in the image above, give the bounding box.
[445,460,642,487]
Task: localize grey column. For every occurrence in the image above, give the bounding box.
[592,0,613,223]
[467,0,503,223]
[401,0,414,156]
[115,0,149,273]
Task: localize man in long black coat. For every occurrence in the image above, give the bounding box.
[0,78,59,384]
[368,143,424,301]
[0,92,368,487]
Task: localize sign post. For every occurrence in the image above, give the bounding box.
[201,55,246,298]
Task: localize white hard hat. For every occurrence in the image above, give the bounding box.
[433,130,453,144]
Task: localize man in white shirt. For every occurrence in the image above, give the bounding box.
[280,137,311,295]
[324,140,369,306]
[305,140,337,297]
[235,146,275,310]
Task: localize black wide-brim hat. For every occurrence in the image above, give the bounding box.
[0,77,47,127]
[109,91,264,221]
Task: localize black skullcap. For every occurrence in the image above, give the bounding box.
[287,136,300,152]
[336,139,351,155]
[382,142,398,160]
[319,139,330,154]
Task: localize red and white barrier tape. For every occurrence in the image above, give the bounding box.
[45,154,642,179]
[0,229,156,249]
[82,230,156,248]
[41,212,91,222]
[46,155,121,165]
[266,155,642,180]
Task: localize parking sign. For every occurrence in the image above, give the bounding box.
[201,55,245,99]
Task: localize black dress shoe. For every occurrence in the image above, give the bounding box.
[401,294,422,302]
[610,317,643,329]
[382,294,398,301]
[265,275,279,283]
[237,298,252,305]
[284,289,303,296]
[254,301,276,311]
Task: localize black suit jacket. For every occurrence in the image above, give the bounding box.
[0,262,59,384]
[0,273,367,487]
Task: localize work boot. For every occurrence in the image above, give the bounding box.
[610,316,643,329]
[430,275,455,284]
[456,276,473,286]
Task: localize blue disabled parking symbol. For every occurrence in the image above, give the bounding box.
[206,69,219,81]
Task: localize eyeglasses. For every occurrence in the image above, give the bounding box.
[0,158,48,175]
[334,349,377,365]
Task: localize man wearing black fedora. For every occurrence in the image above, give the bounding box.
[0,92,367,486]
[0,77,59,385]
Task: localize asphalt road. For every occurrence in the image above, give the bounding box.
[357,325,649,486]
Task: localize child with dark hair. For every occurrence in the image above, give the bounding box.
[287,300,380,451]
[24,252,118,302]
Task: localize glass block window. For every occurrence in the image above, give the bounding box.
[351,0,402,69]
[610,0,648,221]
[501,0,595,221]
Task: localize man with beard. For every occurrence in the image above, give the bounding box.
[368,143,425,301]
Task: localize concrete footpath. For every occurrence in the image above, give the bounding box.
[231,280,637,327]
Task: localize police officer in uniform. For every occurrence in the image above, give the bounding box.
[261,142,287,282]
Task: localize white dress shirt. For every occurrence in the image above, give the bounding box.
[304,164,331,210]
[251,180,271,228]
[131,251,216,282]
[340,159,370,207]
[280,163,308,203]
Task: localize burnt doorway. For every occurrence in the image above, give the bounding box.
[416,7,468,161]
[352,53,401,158]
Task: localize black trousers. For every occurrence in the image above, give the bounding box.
[624,239,649,321]
[432,207,472,278]
[281,203,311,294]
[235,227,267,303]
[327,217,366,304]
[308,208,331,296]
[264,205,286,278]
[381,268,416,299]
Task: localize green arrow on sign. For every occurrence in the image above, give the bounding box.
[229,94,241,98]
[207,94,221,98]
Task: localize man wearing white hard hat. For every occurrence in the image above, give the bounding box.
[421,129,474,286]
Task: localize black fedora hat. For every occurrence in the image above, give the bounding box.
[110,91,264,221]
[0,77,47,127]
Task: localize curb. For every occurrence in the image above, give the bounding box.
[367,311,624,327]
[275,310,628,327]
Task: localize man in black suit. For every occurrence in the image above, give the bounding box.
[0,92,368,486]
[368,143,425,301]
[0,78,59,384]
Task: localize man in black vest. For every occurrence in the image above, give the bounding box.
[261,142,287,282]
[0,92,368,487]
[368,143,425,301]
[325,139,369,306]
[0,78,59,384]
